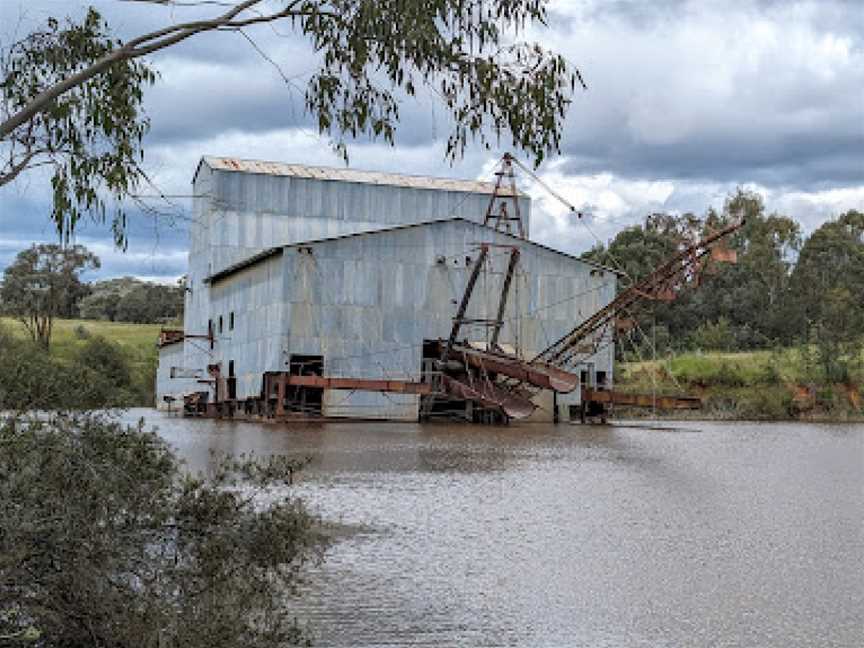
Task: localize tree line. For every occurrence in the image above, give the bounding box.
[0,243,183,349]
[582,191,864,382]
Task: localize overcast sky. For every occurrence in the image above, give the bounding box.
[1,0,862,283]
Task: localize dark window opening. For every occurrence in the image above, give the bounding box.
[580,370,589,387]
[227,360,237,400]
[287,354,324,415]
[218,315,223,334]
[229,311,234,331]
[596,370,607,388]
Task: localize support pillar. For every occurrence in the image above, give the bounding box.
[275,373,286,417]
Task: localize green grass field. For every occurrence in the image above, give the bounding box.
[1,317,161,361]
[1,317,163,405]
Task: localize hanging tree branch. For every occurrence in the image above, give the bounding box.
[1,0,582,244]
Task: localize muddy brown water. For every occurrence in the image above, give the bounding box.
[125,410,863,648]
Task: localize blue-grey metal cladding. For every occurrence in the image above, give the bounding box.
[157,158,614,420]
[195,219,614,420]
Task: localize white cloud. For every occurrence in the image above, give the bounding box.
[521,158,864,255]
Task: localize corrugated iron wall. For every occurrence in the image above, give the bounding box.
[199,219,614,420]
[159,159,613,419]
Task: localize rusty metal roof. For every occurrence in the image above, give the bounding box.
[200,156,519,195]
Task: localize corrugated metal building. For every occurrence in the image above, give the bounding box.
[156,157,616,421]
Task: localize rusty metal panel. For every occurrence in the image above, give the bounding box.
[202,156,523,196]
[582,388,701,410]
[441,375,536,419]
[285,374,431,394]
[711,247,738,263]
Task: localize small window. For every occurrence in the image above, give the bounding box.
[596,370,607,387]
[208,319,213,334]
[218,316,223,334]
[229,311,234,331]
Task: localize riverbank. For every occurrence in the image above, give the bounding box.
[3,318,861,421]
[616,349,864,421]
[0,317,162,406]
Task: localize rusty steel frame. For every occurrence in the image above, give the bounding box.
[489,247,520,349]
[483,153,525,238]
[281,374,431,394]
[534,219,745,368]
[442,244,489,361]
[582,388,701,410]
[449,344,580,393]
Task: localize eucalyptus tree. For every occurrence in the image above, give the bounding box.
[1,0,581,245]
[0,243,100,350]
[790,209,864,381]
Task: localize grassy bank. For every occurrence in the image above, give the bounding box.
[3,317,861,420]
[617,349,864,421]
[1,317,162,406]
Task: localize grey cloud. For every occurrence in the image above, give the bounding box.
[0,191,189,281]
[2,0,863,280]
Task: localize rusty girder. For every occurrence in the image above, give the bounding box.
[533,219,745,368]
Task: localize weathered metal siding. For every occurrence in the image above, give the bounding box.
[155,342,201,409]
[208,251,286,399]
[178,162,219,394]
[204,164,531,275]
[281,219,614,420]
[181,161,528,376]
[160,159,612,419]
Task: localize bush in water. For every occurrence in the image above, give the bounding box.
[0,411,326,646]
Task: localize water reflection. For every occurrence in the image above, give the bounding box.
[125,410,864,648]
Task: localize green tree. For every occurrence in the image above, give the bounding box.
[74,335,135,405]
[2,1,581,244]
[0,411,325,646]
[790,210,864,381]
[581,191,803,354]
[0,243,100,350]
[581,218,683,287]
[581,210,703,354]
[691,191,802,345]
[688,317,737,352]
[79,288,123,321]
[81,277,185,323]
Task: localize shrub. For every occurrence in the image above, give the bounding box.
[0,412,326,646]
[0,329,71,411]
[73,323,92,340]
[735,386,793,420]
[688,317,736,351]
[74,335,132,389]
[0,327,137,410]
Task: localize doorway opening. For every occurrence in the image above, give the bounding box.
[288,354,324,415]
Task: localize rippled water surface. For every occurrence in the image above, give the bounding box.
[129,410,863,647]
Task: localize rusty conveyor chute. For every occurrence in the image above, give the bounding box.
[440,375,536,419]
[448,344,580,393]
